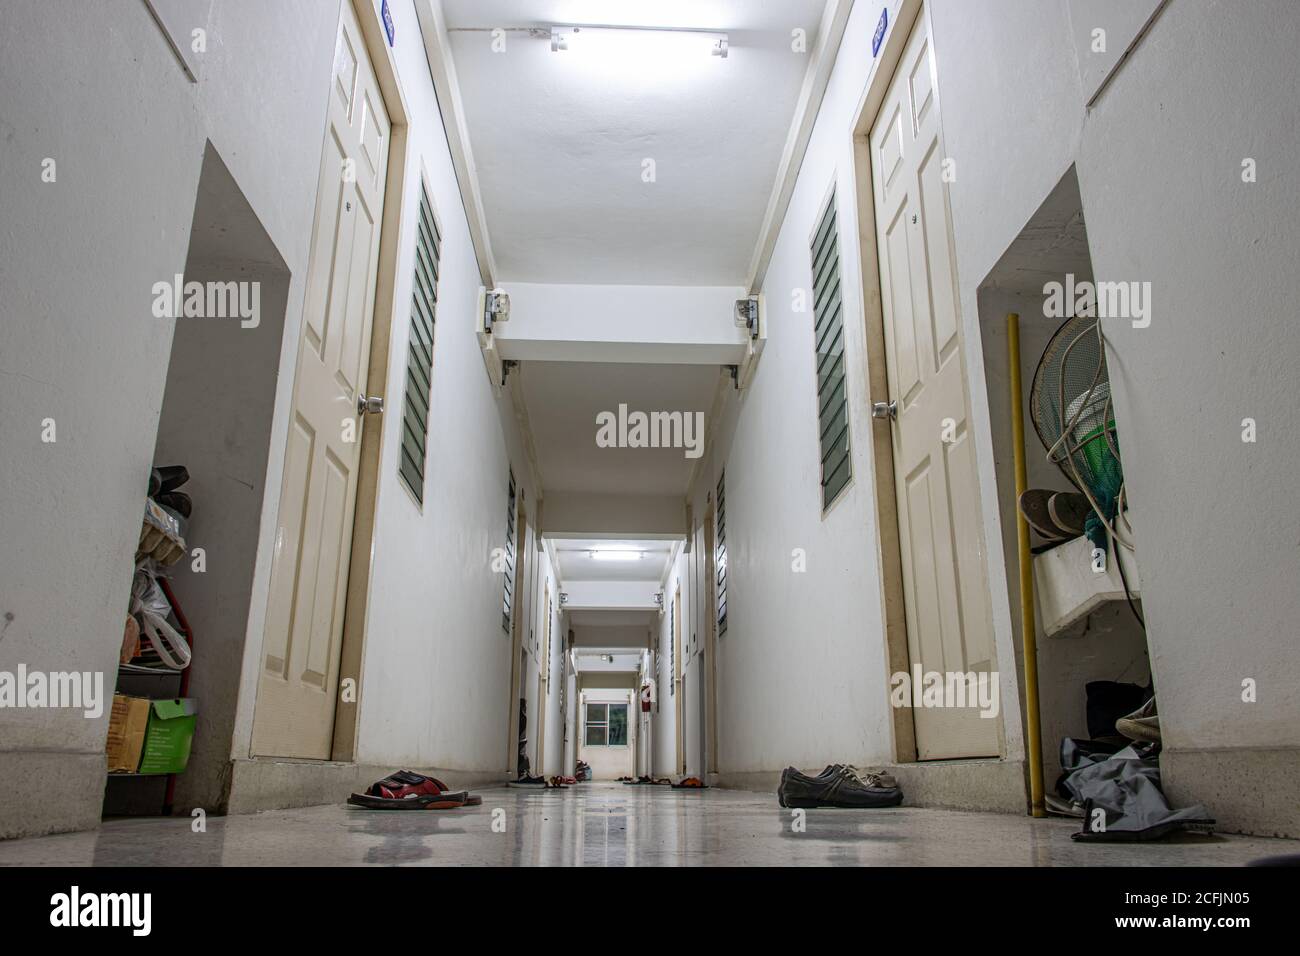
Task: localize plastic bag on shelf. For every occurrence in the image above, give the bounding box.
[129,559,191,671]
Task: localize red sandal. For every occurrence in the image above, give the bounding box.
[347,770,473,810]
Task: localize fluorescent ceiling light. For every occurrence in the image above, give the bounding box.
[550,25,728,60]
[589,549,645,561]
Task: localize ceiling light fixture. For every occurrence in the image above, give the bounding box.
[589,549,645,562]
[549,24,728,59]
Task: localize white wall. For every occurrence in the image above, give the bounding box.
[562,661,578,775]
[694,0,908,779]
[698,0,1299,833]
[930,0,1300,832]
[0,0,343,839]
[321,0,541,776]
[649,549,691,776]
[0,0,538,836]
[517,542,564,776]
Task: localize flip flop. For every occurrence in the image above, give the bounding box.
[1047,491,1092,536]
[1017,489,1070,540]
[508,775,549,789]
[671,777,707,789]
[347,770,470,810]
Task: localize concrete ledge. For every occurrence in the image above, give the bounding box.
[1161,747,1300,840]
[226,758,510,814]
[0,751,105,840]
[711,759,1028,815]
[883,758,1027,814]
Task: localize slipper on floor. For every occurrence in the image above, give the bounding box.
[509,775,548,789]
[671,777,707,789]
[347,770,470,810]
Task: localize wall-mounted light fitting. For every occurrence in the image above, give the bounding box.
[732,293,767,390]
[735,296,760,338]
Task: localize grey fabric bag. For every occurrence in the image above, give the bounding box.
[1065,744,1214,842]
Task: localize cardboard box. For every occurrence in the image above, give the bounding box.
[106,695,197,775]
[137,698,197,775]
[106,694,150,773]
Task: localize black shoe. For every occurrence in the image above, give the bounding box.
[779,766,903,809]
[779,765,899,806]
[154,465,191,495]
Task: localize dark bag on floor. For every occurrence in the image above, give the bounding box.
[1085,680,1148,739]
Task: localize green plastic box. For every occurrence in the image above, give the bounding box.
[137,698,198,775]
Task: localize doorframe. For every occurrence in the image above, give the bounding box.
[847,0,1006,764]
[702,494,720,774]
[505,498,528,773]
[673,582,685,777]
[536,582,551,774]
[279,0,411,763]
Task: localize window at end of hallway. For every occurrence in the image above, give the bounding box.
[502,469,517,632]
[810,189,851,512]
[398,181,441,505]
[585,702,628,746]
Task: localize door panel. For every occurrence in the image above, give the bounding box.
[870,10,998,759]
[252,1,389,758]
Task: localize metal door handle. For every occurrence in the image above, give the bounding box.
[357,395,384,416]
[871,400,897,421]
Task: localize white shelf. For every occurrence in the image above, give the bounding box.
[1034,533,1141,636]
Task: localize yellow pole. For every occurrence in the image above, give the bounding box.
[1008,313,1046,818]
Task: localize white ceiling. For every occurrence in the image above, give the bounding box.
[553,537,673,582]
[442,0,829,284]
[520,360,719,495]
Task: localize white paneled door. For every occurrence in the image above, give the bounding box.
[252,2,390,758]
[869,10,999,760]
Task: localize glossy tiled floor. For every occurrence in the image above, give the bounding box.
[0,783,1288,866]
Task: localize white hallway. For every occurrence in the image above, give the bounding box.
[0,0,1297,864]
